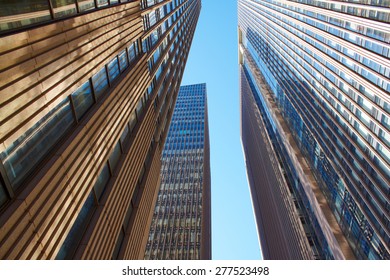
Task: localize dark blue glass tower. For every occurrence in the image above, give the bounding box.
[145,83,211,260]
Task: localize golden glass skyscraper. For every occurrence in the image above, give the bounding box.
[144,83,211,260]
[239,0,389,259]
[0,0,201,259]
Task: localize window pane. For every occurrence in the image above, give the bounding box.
[71,80,94,120]
[128,44,136,63]
[77,0,95,12]
[120,124,130,146]
[118,50,128,72]
[92,67,108,99]
[129,111,137,131]
[0,99,75,187]
[109,141,121,173]
[107,57,120,82]
[56,191,95,259]
[51,0,77,18]
[93,163,110,202]
[96,0,108,7]
[136,98,143,119]
[0,0,51,31]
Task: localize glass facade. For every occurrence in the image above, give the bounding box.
[239,0,389,259]
[144,83,210,260]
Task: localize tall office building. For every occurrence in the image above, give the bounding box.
[144,83,211,260]
[238,0,389,259]
[0,0,201,259]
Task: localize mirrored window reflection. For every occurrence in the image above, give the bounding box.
[71,80,94,120]
[118,50,129,72]
[107,57,120,83]
[0,0,50,31]
[128,44,137,63]
[77,0,96,12]
[51,0,77,18]
[0,99,75,187]
[97,0,109,7]
[92,67,109,99]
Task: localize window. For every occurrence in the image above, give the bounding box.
[51,0,77,18]
[56,191,96,259]
[107,57,120,83]
[128,43,138,63]
[0,0,51,31]
[93,163,111,202]
[96,0,108,7]
[120,124,130,147]
[77,0,96,12]
[118,50,128,72]
[71,80,94,120]
[92,67,108,99]
[0,99,75,187]
[129,111,137,131]
[136,98,144,119]
[109,142,122,173]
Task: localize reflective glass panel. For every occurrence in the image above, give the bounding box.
[92,67,108,99]
[71,80,94,120]
[0,99,74,187]
[51,0,77,18]
[107,57,120,83]
[0,0,51,31]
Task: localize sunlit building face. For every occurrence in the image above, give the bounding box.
[239,0,389,260]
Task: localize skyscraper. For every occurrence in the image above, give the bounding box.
[144,83,211,260]
[0,0,201,259]
[238,0,389,259]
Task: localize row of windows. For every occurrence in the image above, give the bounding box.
[242,23,388,260]
[240,7,389,188]
[244,20,386,203]
[0,0,136,33]
[55,89,151,259]
[245,26,389,231]
[0,39,141,209]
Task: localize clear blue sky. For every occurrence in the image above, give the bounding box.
[181,0,261,260]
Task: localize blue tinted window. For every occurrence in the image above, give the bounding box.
[118,50,128,72]
[107,57,120,82]
[71,80,94,120]
[92,67,108,99]
[0,99,74,187]
[128,44,137,62]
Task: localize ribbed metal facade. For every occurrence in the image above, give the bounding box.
[144,83,211,260]
[239,0,389,259]
[0,0,201,259]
